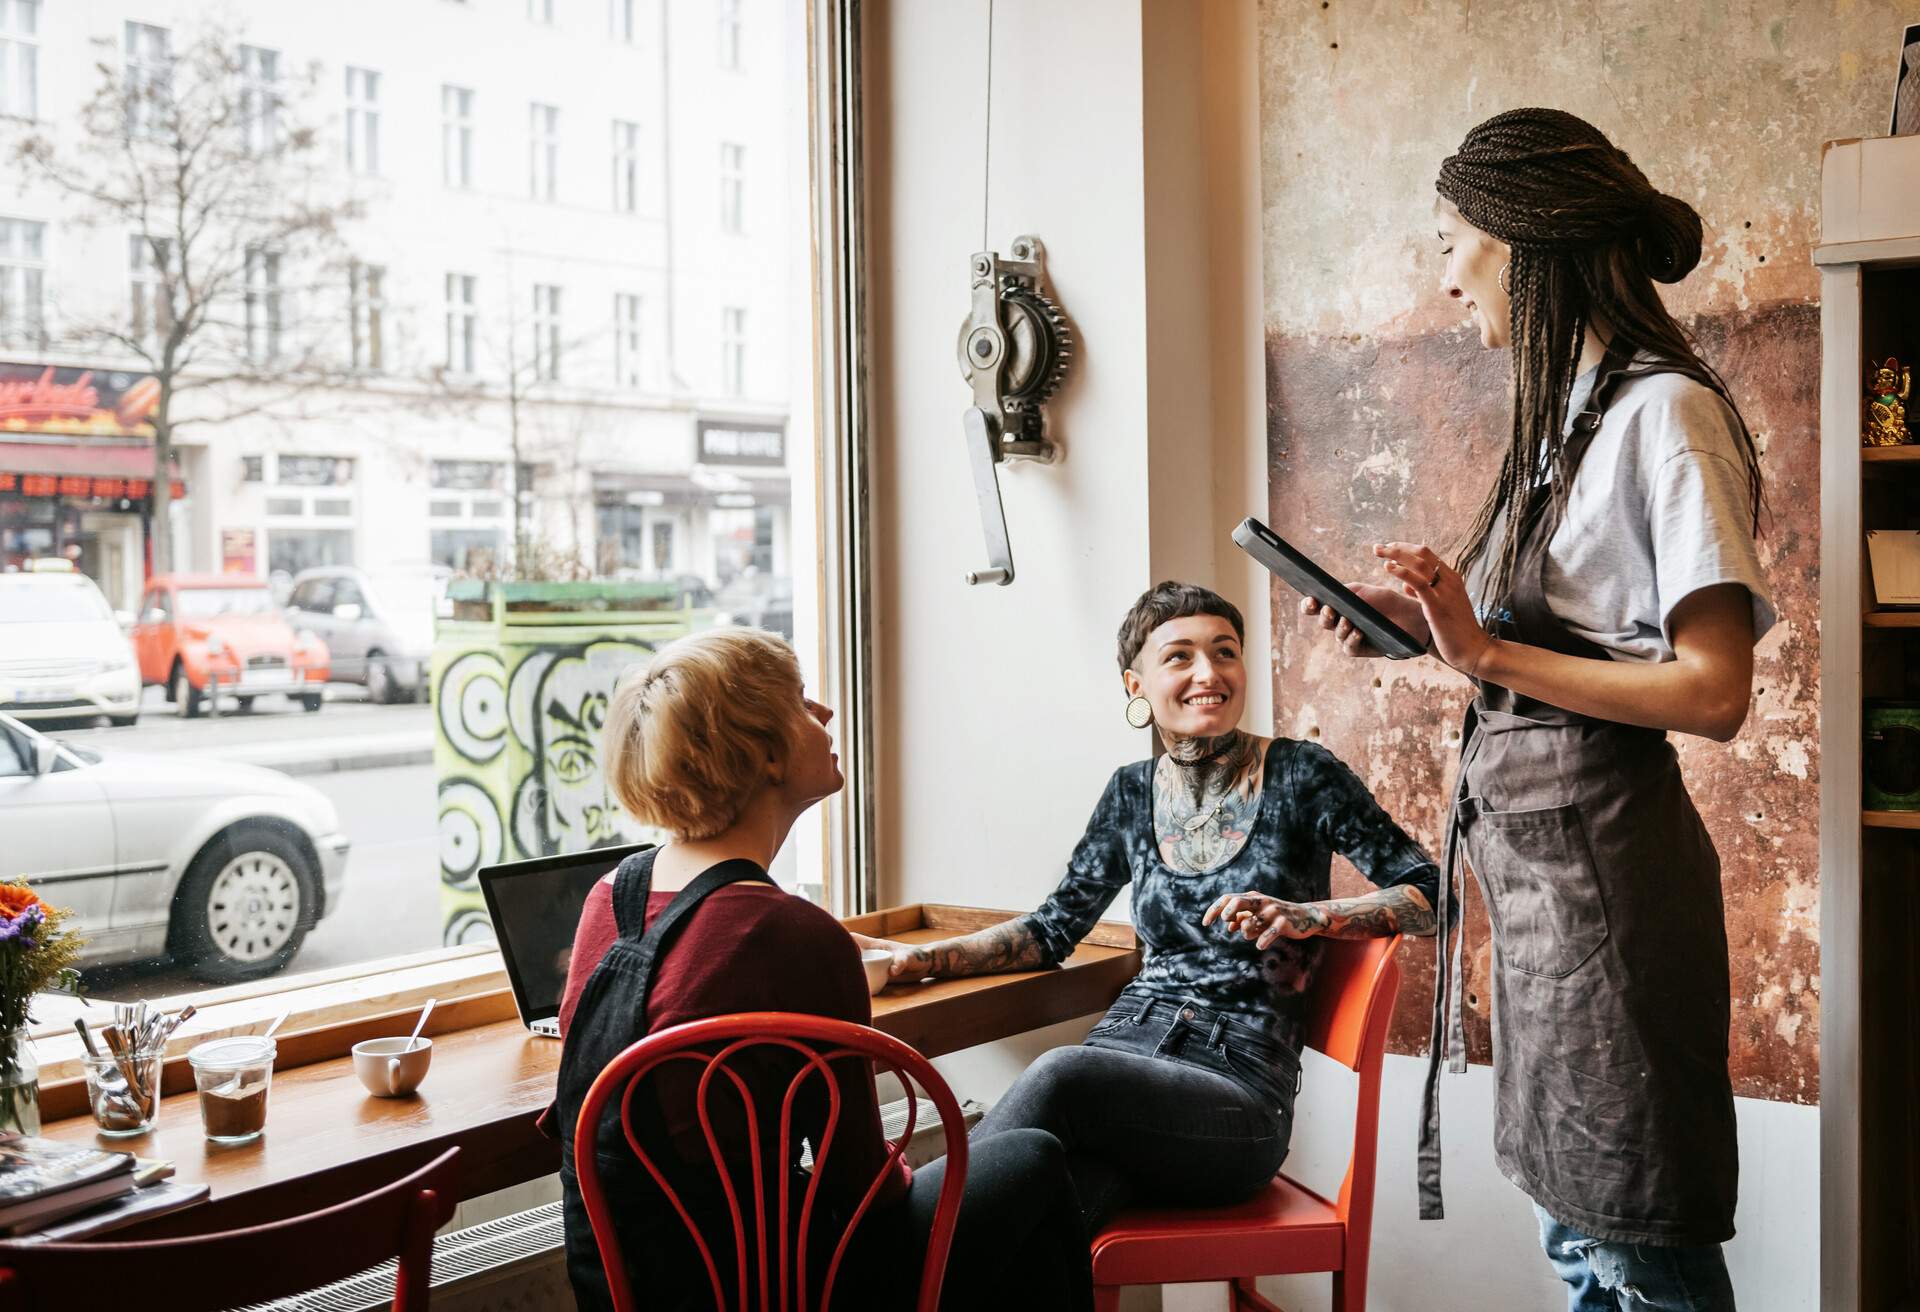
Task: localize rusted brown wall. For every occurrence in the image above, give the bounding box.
[1257,0,1902,1104]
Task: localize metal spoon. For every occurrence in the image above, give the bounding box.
[405,999,435,1054]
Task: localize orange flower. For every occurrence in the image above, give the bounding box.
[0,884,43,920]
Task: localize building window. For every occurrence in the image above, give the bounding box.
[614,292,642,388]
[442,85,474,189]
[445,272,477,374]
[241,455,263,482]
[244,246,282,363]
[124,22,171,137]
[350,262,385,372]
[718,0,741,70]
[533,283,562,382]
[610,0,635,43]
[611,119,639,212]
[528,0,556,24]
[128,235,173,348]
[0,0,39,119]
[240,45,281,153]
[0,217,45,346]
[529,103,559,202]
[721,305,745,396]
[719,142,744,233]
[344,66,380,176]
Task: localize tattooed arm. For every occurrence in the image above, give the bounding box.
[1202,885,1437,949]
[856,919,1048,981]
[857,766,1142,981]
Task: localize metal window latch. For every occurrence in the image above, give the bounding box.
[956,234,1073,586]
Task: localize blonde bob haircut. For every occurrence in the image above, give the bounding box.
[604,626,806,841]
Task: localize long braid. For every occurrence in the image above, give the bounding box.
[1436,108,1766,626]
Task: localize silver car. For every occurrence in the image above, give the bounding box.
[286,565,445,703]
[0,712,351,982]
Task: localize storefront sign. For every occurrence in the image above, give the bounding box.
[697,421,785,467]
[0,472,183,500]
[0,364,161,438]
[221,527,258,575]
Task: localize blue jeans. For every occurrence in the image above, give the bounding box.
[1536,1205,1737,1311]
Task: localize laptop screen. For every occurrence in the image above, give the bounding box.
[479,843,652,1024]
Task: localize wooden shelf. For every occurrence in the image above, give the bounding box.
[1865,610,1920,627]
[1863,810,1920,830]
[1862,445,1920,463]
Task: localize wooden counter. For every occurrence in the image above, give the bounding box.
[38,907,1138,1236]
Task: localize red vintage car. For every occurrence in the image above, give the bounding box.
[132,574,330,717]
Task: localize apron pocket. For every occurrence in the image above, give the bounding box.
[1467,802,1609,978]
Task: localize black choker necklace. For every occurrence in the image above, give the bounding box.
[1168,734,1237,768]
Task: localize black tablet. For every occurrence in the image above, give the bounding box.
[1232,517,1426,660]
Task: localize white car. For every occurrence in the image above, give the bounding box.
[0,713,351,982]
[0,566,142,726]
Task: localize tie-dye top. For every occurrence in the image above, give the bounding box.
[1018,737,1439,1054]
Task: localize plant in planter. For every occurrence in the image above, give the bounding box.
[0,883,85,1134]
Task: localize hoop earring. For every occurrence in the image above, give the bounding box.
[1124,696,1153,729]
[1497,263,1510,295]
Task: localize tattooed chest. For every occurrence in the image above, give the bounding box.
[1153,735,1268,874]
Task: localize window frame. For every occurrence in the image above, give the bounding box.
[720,304,746,396]
[441,84,474,190]
[528,101,560,202]
[344,65,380,176]
[611,117,640,212]
[39,0,880,1028]
[349,260,385,372]
[0,0,40,121]
[613,290,642,388]
[720,140,745,233]
[123,21,171,138]
[0,214,45,346]
[444,271,477,375]
[243,243,283,363]
[532,282,562,381]
[239,43,281,154]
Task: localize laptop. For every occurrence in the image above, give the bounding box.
[479,842,653,1037]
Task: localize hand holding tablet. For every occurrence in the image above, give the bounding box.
[1232,518,1430,660]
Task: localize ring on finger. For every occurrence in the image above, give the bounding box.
[1429,565,1442,588]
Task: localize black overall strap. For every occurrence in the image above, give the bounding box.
[621,858,773,1026]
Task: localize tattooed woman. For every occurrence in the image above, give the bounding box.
[859,581,1440,1234]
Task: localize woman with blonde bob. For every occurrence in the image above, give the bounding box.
[547,627,1090,1312]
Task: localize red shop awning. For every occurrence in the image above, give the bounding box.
[0,441,185,500]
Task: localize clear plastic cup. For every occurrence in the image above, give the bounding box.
[84,1048,163,1137]
[186,1037,276,1144]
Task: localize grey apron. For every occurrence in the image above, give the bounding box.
[1416,352,1739,1246]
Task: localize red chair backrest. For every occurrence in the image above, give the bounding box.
[1296,937,1401,1226]
[0,1145,460,1312]
[573,1012,969,1312]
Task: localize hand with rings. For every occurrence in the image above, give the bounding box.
[1202,892,1327,950]
[1373,542,1495,676]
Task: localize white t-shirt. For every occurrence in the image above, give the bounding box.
[1539,362,1776,662]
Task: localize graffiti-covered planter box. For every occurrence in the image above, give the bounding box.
[433,580,702,944]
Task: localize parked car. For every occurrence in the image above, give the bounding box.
[131,574,330,717]
[0,562,143,727]
[713,571,794,640]
[0,712,350,981]
[286,564,446,703]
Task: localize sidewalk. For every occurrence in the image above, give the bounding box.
[55,695,435,777]
[180,728,434,777]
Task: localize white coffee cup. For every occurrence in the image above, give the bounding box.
[860,949,893,996]
[352,1036,433,1097]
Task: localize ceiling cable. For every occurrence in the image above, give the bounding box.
[981,0,994,251]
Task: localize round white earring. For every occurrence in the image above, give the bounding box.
[1124,696,1153,729]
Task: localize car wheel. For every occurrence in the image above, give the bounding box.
[171,663,203,719]
[109,712,140,728]
[301,693,324,712]
[366,652,396,705]
[170,825,316,982]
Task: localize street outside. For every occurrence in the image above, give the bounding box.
[39,689,446,1002]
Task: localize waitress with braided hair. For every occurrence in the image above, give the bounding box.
[1302,108,1769,1311]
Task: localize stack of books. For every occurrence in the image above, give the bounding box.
[0,1136,207,1240]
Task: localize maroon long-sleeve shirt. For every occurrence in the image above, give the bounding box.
[556,875,909,1207]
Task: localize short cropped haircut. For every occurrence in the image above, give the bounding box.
[604,627,805,841]
[1115,581,1245,674]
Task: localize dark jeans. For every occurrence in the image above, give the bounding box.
[973,996,1298,1238]
[1537,1205,1738,1312]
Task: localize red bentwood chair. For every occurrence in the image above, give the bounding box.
[0,1146,460,1312]
[1090,935,1403,1312]
[573,1012,969,1312]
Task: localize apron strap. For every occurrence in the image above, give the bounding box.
[1418,701,1478,1221]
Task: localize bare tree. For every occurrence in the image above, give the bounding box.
[13,25,362,573]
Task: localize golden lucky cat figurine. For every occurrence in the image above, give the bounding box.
[1865,357,1913,447]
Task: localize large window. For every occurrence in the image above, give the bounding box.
[0,216,44,345]
[444,272,477,373]
[528,102,559,202]
[123,22,170,137]
[0,0,38,119]
[441,84,474,189]
[34,1,852,1011]
[611,118,640,212]
[344,66,380,175]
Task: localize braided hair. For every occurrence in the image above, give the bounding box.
[1436,107,1765,623]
